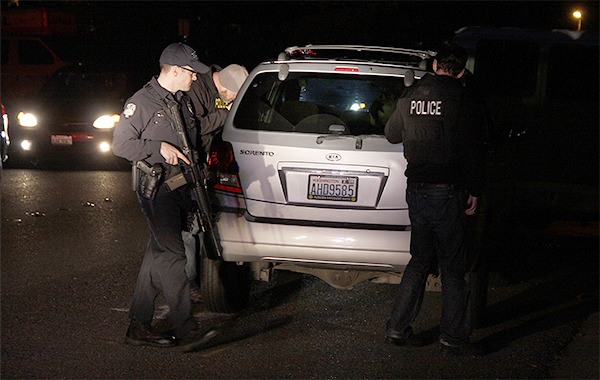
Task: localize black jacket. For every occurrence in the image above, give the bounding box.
[385,73,485,197]
[186,65,229,149]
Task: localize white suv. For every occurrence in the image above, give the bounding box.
[202,45,435,312]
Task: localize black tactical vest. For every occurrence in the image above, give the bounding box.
[401,74,463,168]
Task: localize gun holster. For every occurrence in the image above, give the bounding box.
[132,161,164,199]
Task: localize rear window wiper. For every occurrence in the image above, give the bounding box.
[316,125,382,149]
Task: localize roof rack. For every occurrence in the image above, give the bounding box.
[280,44,436,61]
[274,44,434,81]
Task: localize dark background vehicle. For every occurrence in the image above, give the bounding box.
[454,27,599,286]
[6,64,134,169]
[1,8,75,104]
[455,27,599,185]
[1,34,71,103]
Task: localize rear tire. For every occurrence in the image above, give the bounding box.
[200,244,252,314]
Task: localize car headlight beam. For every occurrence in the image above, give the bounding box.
[20,140,33,151]
[17,112,38,127]
[93,114,120,129]
[99,141,111,152]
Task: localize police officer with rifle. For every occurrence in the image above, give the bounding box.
[112,43,221,351]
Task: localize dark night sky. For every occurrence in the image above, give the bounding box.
[3,1,598,79]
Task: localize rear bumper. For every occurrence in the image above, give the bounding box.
[216,210,412,272]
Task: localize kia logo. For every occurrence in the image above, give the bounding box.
[326,153,341,161]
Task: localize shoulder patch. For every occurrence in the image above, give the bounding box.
[123,103,137,118]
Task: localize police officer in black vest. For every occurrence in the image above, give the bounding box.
[384,42,485,356]
[112,43,219,351]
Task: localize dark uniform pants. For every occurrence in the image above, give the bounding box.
[386,182,471,345]
[129,185,198,339]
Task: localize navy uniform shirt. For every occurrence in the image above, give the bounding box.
[112,76,197,166]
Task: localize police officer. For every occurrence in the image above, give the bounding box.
[187,63,249,150]
[112,43,219,351]
[383,42,485,356]
[182,63,249,302]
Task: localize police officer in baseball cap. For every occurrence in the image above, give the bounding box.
[159,42,210,75]
[112,42,218,352]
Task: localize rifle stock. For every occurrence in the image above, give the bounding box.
[166,100,223,260]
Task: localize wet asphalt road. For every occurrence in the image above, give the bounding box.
[1,167,598,379]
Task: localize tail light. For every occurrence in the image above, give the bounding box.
[207,135,242,194]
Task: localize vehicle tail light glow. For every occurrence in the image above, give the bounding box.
[335,67,359,72]
[213,173,242,193]
[208,137,242,194]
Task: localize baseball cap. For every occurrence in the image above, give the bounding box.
[159,43,209,74]
[219,64,249,93]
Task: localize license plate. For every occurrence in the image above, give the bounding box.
[307,175,358,202]
[51,135,73,146]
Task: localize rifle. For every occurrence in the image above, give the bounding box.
[165,99,223,260]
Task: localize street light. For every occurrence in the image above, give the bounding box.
[572,10,582,31]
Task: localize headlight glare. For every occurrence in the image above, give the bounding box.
[17,112,38,127]
[99,141,111,152]
[93,114,120,129]
[21,140,32,151]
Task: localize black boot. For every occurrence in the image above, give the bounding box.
[177,327,221,352]
[439,340,484,357]
[124,320,176,348]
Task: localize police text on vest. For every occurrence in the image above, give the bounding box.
[410,100,442,115]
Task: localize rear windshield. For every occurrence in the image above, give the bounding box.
[233,72,409,136]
